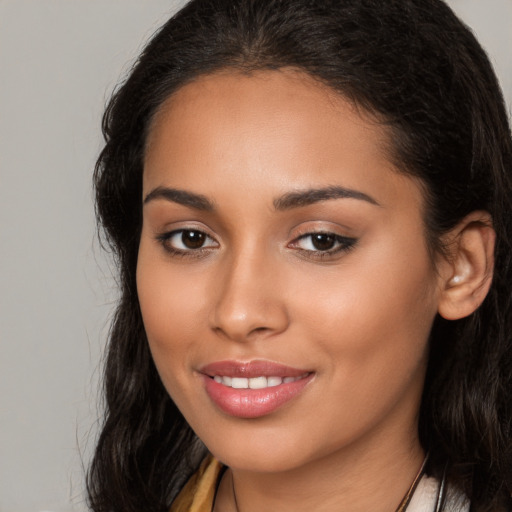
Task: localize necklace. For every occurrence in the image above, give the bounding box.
[230,454,442,512]
[395,454,429,512]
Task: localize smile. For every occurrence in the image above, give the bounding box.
[200,360,314,418]
[212,374,308,389]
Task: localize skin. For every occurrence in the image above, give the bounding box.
[137,69,451,511]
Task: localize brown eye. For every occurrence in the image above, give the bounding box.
[291,231,357,256]
[181,230,206,249]
[311,233,335,251]
[158,228,219,253]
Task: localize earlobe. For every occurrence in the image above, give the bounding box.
[437,211,495,321]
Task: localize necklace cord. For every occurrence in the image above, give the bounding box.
[395,453,430,512]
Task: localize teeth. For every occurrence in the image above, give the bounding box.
[212,375,307,389]
[267,376,283,387]
[249,376,268,389]
[231,377,248,389]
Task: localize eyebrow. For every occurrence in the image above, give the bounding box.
[144,186,214,211]
[273,186,380,210]
[143,184,380,212]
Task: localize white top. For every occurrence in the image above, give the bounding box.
[408,475,470,512]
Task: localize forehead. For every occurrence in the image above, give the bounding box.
[145,68,389,169]
[143,69,422,212]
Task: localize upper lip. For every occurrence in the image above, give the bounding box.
[200,360,311,378]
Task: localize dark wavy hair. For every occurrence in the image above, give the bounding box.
[88,0,512,510]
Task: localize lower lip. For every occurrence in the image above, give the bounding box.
[203,374,314,418]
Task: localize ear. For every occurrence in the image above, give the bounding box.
[437,211,495,321]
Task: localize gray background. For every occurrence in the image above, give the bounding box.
[0,1,510,511]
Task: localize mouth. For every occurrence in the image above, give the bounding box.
[200,360,314,418]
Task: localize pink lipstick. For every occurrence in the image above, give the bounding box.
[200,360,314,418]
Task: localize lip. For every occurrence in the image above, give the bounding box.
[201,360,310,378]
[200,360,314,418]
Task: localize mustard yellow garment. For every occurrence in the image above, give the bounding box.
[170,456,223,512]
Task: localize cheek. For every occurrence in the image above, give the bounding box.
[289,234,438,388]
[136,245,205,392]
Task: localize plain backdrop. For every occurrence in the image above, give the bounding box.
[0,1,510,511]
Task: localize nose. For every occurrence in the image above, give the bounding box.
[209,249,289,343]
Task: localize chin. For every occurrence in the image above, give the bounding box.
[201,424,334,474]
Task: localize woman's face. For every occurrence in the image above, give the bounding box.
[138,70,443,473]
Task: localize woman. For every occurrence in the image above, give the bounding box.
[88,0,512,511]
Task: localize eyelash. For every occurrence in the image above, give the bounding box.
[155,229,357,260]
[156,229,218,259]
[290,231,357,259]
